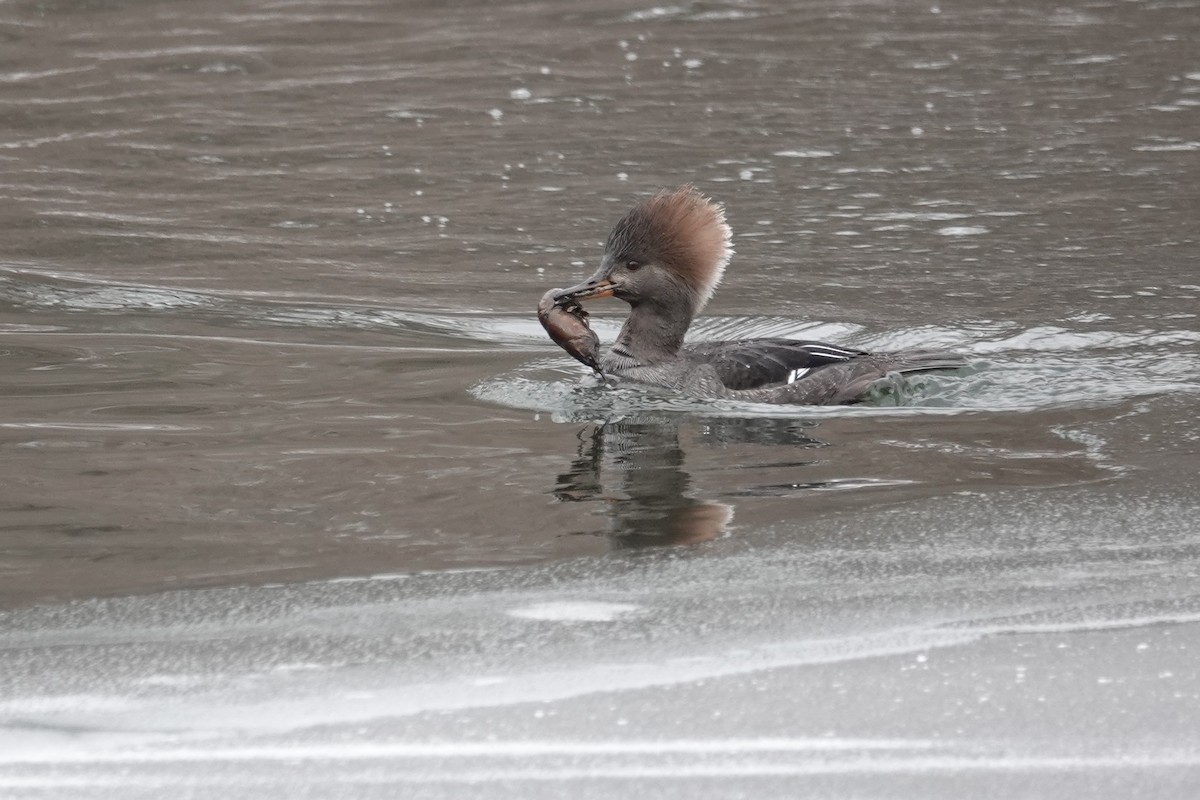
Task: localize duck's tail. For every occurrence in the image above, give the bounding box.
[882,349,970,375]
[824,349,967,404]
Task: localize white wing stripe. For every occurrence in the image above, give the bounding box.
[786,367,810,384]
[802,346,856,361]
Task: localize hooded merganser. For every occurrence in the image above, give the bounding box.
[549,185,967,405]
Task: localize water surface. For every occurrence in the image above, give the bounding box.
[1,0,1198,796]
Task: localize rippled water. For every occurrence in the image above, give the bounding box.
[1,0,1199,795]
[2,0,1198,605]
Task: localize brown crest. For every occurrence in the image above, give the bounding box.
[605,185,733,311]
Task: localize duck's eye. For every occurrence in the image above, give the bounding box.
[625,260,642,271]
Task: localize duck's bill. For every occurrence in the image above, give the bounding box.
[552,277,617,304]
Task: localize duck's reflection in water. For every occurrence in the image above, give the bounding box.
[553,416,825,550]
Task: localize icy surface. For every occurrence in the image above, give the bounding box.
[3,491,1200,798]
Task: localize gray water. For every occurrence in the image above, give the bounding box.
[1,0,1199,797]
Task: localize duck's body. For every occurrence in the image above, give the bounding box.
[550,186,966,405]
[605,339,965,405]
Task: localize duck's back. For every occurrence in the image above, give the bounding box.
[681,338,966,404]
[682,339,869,390]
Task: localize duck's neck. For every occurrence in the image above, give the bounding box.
[612,300,694,366]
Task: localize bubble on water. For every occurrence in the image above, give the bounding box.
[624,6,686,22]
[868,211,969,221]
[488,108,503,121]
[509,87,532,100]
[774,149,835,158]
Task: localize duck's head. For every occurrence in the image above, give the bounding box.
[554,185,732,318]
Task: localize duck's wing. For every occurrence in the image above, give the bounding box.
[682,338,869,391]
[731,349,970,405]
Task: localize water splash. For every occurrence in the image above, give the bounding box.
[474,317,1200,418]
